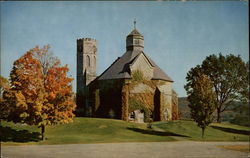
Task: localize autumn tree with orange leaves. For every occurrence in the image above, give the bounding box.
[0,76,10,119]
[4,45,76,140]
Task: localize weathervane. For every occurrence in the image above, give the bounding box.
[134,19,136,29]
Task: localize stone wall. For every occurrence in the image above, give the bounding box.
[130,53,154,80]
[171,90,179,120]
[157,81,173,121]
[127,80,173,122]
[90,78,176,122]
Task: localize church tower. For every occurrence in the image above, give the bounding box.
[76,38,97,116]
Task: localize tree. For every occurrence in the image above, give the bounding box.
[187,54,248,122]
[185,73,216,138]
[0,76,10,96]
[241,61,249,103]
[5,45,76,140]
[0,76,10,119]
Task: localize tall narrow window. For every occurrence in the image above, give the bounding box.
[94,56,96,66]
[87,55,90,67]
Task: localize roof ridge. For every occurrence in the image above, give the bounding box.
[130,52,154,68]
[141,52,155,67]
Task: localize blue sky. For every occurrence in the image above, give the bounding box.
[1,1,248,97]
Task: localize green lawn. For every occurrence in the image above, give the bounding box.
[153,120,249,141]
[1,118,249,145]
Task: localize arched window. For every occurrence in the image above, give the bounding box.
[86,55,90,67]
[94,56,96,66]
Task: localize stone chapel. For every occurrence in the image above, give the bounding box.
[76,25,178,123]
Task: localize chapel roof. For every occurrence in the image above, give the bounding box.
[97,50,173,82]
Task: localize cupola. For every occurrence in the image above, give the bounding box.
[126,21,144,51]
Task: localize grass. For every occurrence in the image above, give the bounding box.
[1,118,174,145]
[153,120,249,141]
[1,118,249,145]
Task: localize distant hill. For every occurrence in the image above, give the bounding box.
[178,97,191,119]
[178,97,249,126]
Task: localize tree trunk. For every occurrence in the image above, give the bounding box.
[202,127,205,138]
[41,124,45,140]
[217,107,221,123]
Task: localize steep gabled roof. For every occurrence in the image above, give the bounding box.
[98,50,173,82]
[146,55,173,82]
[130,52,154,68]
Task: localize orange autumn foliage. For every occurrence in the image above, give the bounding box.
[6,46,76,128]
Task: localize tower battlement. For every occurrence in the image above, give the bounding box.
[77,38,96,42]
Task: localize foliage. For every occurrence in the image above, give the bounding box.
[94,89,100,112]
[0,76,10,119]
[129,98,152,122]
[230,104,249,126]
[98,79,123,92]
[0,76,10,97]
[185,73,216,138]
[177,97,191,119]
[186,54,248,122]
[230,114,249,127]
[178,97,249,126]
[241,61,249,102]
[4,45,76,140]
[132,70,144,82]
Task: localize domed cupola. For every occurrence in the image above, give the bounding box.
[126,21,144,51]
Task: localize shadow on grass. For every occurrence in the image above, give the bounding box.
[0,126,41,142]
[127,127,190,137]
[211,126,249,135]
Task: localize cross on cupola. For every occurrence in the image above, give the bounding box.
[134,19,136,29]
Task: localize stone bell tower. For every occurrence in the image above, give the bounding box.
[76,38,97,116]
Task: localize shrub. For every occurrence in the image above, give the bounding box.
[132,70,144,82]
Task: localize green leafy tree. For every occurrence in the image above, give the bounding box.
[187,54,248,122]
[241,61,249,103]
[5,45,76,140]
[185,73,216,138]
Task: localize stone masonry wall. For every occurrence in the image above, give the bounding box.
[130,53,154,80]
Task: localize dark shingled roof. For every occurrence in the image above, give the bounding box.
[128,29,143,36]
[98,50,173,82]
